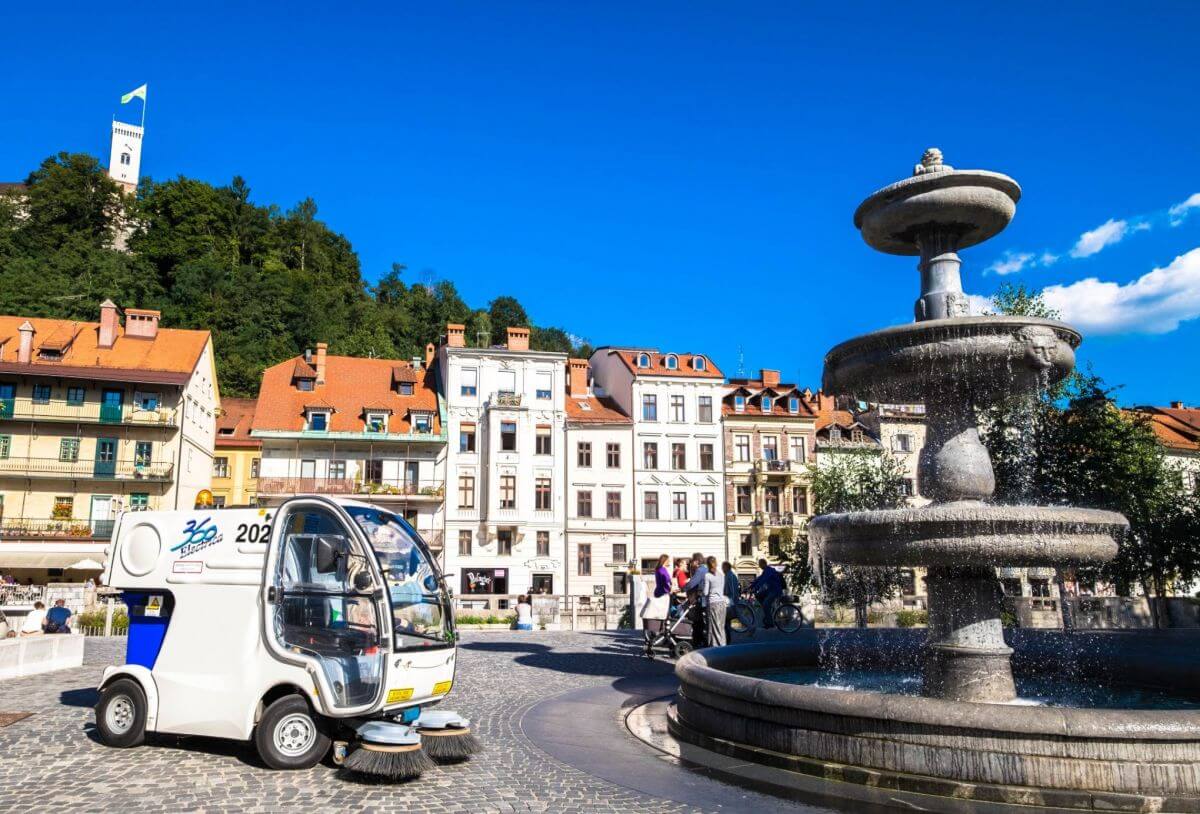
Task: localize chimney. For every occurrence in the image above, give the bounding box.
[17,320,34,364]
[124,308,160,340]
[761,368,780,388]
[315,342,327,385]
[98,299,119,349]
[446,323,466,348]
[1172,400,1185,409]
[425,342,435,367]
[506,326,530,352]
[568,358,589,397]
[411,356,422,371]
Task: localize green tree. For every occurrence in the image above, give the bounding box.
[488,295,529,331]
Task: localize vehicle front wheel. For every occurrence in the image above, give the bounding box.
[255,695,331,770]
[773,603,803,633]
[95,678,148,748]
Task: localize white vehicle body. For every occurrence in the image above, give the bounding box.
[100,496,457,742]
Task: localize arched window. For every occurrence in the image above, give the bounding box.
[120,152,131,165]
[664,355,678,369]
[637,353,650,368]
[693,356,706,370]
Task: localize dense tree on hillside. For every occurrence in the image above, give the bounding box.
[0,151,590,395]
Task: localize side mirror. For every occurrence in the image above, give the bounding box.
[314,536,343,574]
[353,571,374,592]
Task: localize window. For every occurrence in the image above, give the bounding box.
[500,421,517,451]
[793,489,809,515]
[213,457,229,478]
[134,391,159,411]
[789,396,800,414]
[130,493,150,511]
[461,367,478,397]
[763,436,779,461]
[458,529,472,556]
[134,442,152,466]
[535,477,552,510]
[537,530,550,557]
[764,486,780,513]
[740,534,753,557]
[250,458,260,479]
[365,412,387,433]
[364,459,383,483]
[735,435,750,462]
[664,355,678,369]
[613,543,627,563]
[412,412,433,433]
[329,460,345,479]
[734,395,746,413]
[671,443,686,470]
[0,435,9,459]
[699,443,714,470]
[497,528,514,556]
[672,491,687,520]
[497,369,517,395]
[460,424,476,453]
[32,385,51,404]
[458,474,475,509]
[637,353,650,368]
[120,152,131,165]
[693,356,706,371]
[768,534,781,558]
[536,426,552,455]
[297,379,314,392]
[59,438,80,462]
[698,396,712,423]
[577,490,592,518]
[670,395,685,422]
[700,492,715,520]
[894,433,914,453]
[830,426,842,442]
[644,491,659,519]
[499,475,516,509]
[902,478,915,497]
[851,429,865,443]
[577,441,592,467]
[1030,578,1051,599]
[762,396,774,413]
[641,394,657,421]
[212,496,227,509]
[397,381,414,396]
[736,485,752,514]
[643,442,658,469]
[308,411,329,431]
[53,496,74,518]
[790,436,807,463]
[606,491,621,519]
[606,442,620,468]
[578,543,592,576]
[535,370,552,400]
[66,386,85,406]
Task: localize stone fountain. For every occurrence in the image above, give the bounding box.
[666,151,1200,811]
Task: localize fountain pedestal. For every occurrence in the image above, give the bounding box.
[923,564,1015,702]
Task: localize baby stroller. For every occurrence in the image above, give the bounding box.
[646,594,702,659]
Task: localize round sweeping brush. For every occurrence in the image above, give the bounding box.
[342,741,435,779]
[418,727,482,763]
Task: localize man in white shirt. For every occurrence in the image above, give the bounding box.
[19,601,46,637]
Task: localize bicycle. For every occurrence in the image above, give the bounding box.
[730,591,805,634]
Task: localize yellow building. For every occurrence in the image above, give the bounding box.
[212,397,260,507]
[0,301,218,583]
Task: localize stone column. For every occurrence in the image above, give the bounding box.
[923,565,1015,702]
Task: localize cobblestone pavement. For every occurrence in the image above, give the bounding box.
[0,632,718,813]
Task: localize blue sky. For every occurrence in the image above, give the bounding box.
[1,2,1198,405]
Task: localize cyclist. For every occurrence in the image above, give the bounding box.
[750,559,785,629]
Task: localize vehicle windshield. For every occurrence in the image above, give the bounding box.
[345,506,453,650]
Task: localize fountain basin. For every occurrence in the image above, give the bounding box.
[809,504,1127,567]
[822,316,1079,403]
[672,632,1200,810]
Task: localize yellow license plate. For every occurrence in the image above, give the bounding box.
[386,688,414,704]
[432,680,452,696]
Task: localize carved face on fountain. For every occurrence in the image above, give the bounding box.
[1018,324,1065,371]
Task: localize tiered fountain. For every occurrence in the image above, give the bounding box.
[668,151,1200,811]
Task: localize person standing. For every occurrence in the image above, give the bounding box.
[673,558,690,592]
[515,595,534,631]
[721,561,740,641]
[640,554,672,658]
[682,553,710,648]
[704,557,728,647]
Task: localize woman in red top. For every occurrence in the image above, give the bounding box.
[674,559,689,591]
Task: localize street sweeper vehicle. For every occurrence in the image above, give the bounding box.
[94,495,479,779]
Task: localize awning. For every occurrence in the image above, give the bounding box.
[0,543,108,569]
[66,558,105,570]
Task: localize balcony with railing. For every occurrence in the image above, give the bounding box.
[0,399,178,428]
[492,392,523,408]
[0,458,174,481]
[256,477,444,500]
[753,458,807,478]
[755,511,804,528]
[0,516,116,540]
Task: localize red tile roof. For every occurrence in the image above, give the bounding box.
[216,397,260,448]
[566,394,631,424]
[722,379,818,418]
[1131,406,1200,453]
[253,354,441,435]
[609,349,723,379]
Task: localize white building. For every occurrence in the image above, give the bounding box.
[439,325,568,598]
[108,120,143,195]
[564,358,634,597]
[589,347,727,567]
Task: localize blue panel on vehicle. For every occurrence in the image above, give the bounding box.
[400,706,420,724]
[122,592,171,670]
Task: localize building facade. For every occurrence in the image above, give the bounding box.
[211,397,260,507]
[564,358,634,598]
[0,301,218,582]
[722,370,817,574]
[589,347,727,568]
[252,344,446,551]
[440,325,568,598]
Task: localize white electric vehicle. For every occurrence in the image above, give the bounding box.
[95,495,477,777]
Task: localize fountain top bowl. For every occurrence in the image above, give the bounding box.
[854,150,1021,256]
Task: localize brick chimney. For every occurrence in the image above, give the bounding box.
[506,326,530,352]
[17,320,34,364]
[567,358,589,397]
[761,368,780,388]
[425,342,435,367]
[315,342,327,385]
[124,308,160,340]
[446,323,466,348]
[98,299,119,349]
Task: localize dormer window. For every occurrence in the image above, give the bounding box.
[761,396,773,412]
[297,378,314,392]
[637,353,650,368]
[734,395,746,413]
[789,397,800,413]
[365,412,388,433]
[664,354,678,370]
[830,426,842,441]
[411,412,434,433]
[851,429,865,443]
[38,348,63,361]
[397,382,414,396]
[307,410,330,431]
[693,356,706,371]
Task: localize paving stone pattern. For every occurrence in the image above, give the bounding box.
[0,631,708,813]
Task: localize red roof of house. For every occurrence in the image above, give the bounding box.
[1131,405,1200,453]
[253,355,440,435]
[609,349,723,379]
[566,394,631,424]
[216,397,260,448]
[722,378,818,418]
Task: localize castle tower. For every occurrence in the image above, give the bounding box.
[108,120,143,195]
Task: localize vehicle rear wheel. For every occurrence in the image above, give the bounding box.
[773,602,803,633]
[255,695,330,770]
[95,678,147,748]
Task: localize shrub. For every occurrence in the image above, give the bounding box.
[895,609,928,628]
[77,609,129,633]
[454,613,514,626]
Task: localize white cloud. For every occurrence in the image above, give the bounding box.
[967,293,993,316]
[985,251,1035,276]
[1039,252,1060,266]
[1169,193,1200,226]
[1041,247,1200,335]
[1070,218,1130,258]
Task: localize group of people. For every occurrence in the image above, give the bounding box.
[9,599,73,637]
[639,555,788,658]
